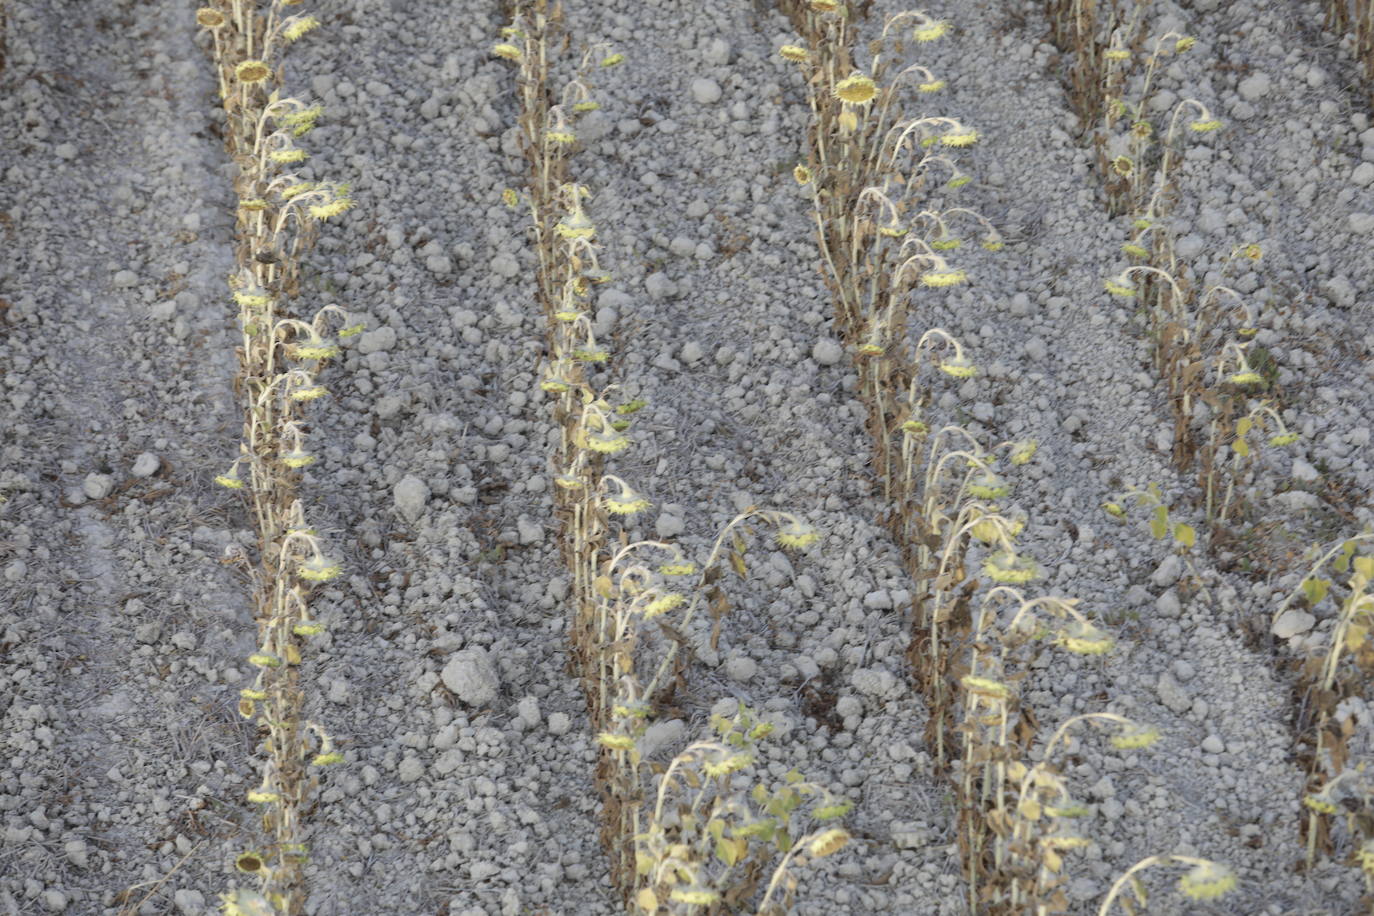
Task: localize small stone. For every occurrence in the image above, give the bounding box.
[4,560,26,583]
[491,253,520,278]
[1238,72,1271,102]
[1201,734,1225,754]
[547,712,572,736]
[517,696,541,728]
[131,452,160,478]
[645,272,678,300]
[358,326,398,355]
[863,589,892,610]
[1151,554,1182,588]
[1023,337,1047,360]
[690,78,722,104]
[1173,660,1196,682]
[63,840,88,869]
[55,142,77,160]
[82,473,115,500]
[1156,672,1192,714]
[812,338,844,366]
[1175,233,1205,259]
[1321,276,1356,308]
[669,236,696,257]
[1155,589,1181,619]
[441,647,500,706]
[516,515,543,546]
[1272,608,1316,639]
[1291,459,1320,483]
[640,718,686,756]
[835,695,863,719]
[1349,213,1374,234]
[724,656,757,683]
[578,111,612,142]
[432,749,463,776]
[702,38,731,66]
[680,341,704,364]
[113,269,138,288]
[393,474,431,522]
[173,889,205,914]
[890,822,927,849]
[655,511,685,539]
[397,755,425,783]
[851,667,897,698]
[425,254,453,274]
[1354,162,1374,187]
[374,395,404,420]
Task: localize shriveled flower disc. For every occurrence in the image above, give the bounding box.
[235,60,272,84]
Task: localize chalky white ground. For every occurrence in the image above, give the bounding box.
[1,0,1372,913]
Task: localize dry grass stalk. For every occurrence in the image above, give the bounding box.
[197,2,355,913]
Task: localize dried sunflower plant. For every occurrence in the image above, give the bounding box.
[1324,0,1374,102]
[777,3,994,493]
[1103,241,1301,537]
[493,6,850,911]
[955,591,1154,913]
[196,2,358,914]
[1077,24,1303,538]
[1043,0,1148,139]
[775,1,1006,721]
[1097,853,1238,913]
[775,5,1151,911]
[1276,532,1374,880]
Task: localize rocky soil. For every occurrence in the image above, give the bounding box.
[1,0,1371,914]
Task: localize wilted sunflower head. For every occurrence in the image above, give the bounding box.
[834,72,878,105]
[235,60,271,84]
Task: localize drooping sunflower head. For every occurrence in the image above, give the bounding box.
[834,72,878,106]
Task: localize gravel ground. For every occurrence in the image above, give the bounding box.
[1,0,1371,914]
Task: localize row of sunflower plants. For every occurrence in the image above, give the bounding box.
[778,3,1237,911]
[196,2,358,913]
[493,3,852,912]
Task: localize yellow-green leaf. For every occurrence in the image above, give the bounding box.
[1232,437,1250,458]
[1301,576,1330,606]
[635,888,659,912]
[1150,505,1169,540]
[1174,523,1196,549]
[1353,556,1374,580]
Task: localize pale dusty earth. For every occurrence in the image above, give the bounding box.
[1,0,1373,914]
